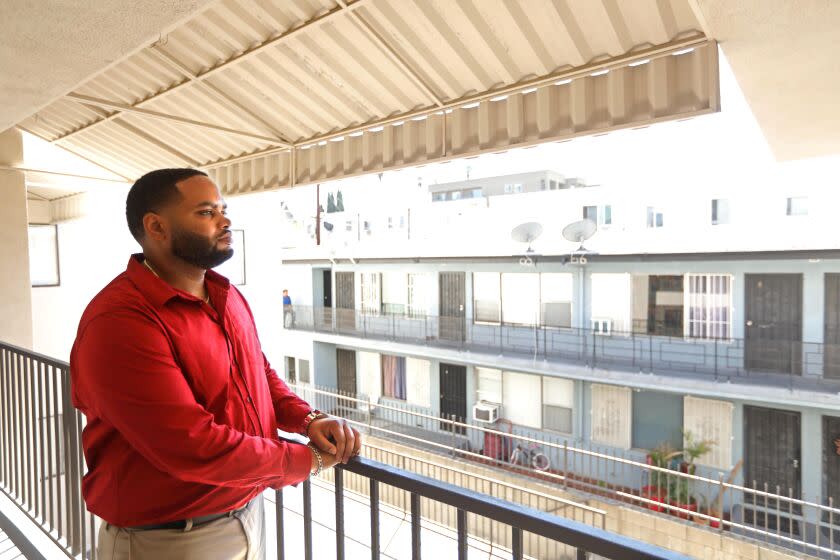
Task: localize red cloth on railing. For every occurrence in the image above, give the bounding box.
[70,255,313,526]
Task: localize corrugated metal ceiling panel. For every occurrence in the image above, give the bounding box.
[14,0,716,193]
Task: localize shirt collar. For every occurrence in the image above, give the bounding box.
[126,254,231,310]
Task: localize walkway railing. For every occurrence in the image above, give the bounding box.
[0,341,691,559]
[291,382,840,558]
[285,304,840,393]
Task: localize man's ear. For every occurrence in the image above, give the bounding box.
[142,212,168,242]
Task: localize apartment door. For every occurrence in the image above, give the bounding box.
[323,270,333,308]
[336,348,357,414]
[439,272,465,342]
[439,363,467,434]
[335,271,355,332]
[824,416,840,514]
[744,274,802,375]
[744,406,801,531]
[285,356,296,384]
[825,274,840,379]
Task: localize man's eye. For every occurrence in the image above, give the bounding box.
[200,210,213,216]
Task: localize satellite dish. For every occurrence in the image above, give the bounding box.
[511,222,543,253]
[562,219,597,252]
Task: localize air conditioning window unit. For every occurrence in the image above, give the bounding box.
[472,401,500,423]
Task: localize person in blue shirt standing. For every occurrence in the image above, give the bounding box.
[283,289,294,328]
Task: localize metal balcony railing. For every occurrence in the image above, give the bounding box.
[291,382,840,558]
[0,341,693,560]
[285,304,840,393]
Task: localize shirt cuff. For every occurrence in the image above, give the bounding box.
[285,442,314,486]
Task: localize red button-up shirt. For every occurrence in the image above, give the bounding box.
[70,255,313,526]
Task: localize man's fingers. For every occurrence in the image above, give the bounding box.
[331,422,347,461]
[342,423,355,463]
[352,427,363,456]
[312,432,336,455]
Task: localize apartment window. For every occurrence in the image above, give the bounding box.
[471,188,482,198]
[407,273,431,318]
[406,358,431,407]
[502,273,539,325]
[503,371,541,428]
[476,367,502,404]
[399,216,405,228]
[583,205,612,227]
[451,191,462,201]
[632,391,683,450]
[550,180,557,190]
[540,273,573,328]
[540,179,546,190]
[298,359,311,384]
[504,183,523,193]
[361,273,381,314]
[381,354,407,400]
[345,220,353,232]
[285,356,296,384]
[432,193,446,202]
[382,272,407,315]
[473,272,501,323]
[28,224,60,287]
[683,396,733,469]
[591,384,631,449]
[686,274,733,339]
[646,207,664,228]
[786,196,807,216]
[711,199,730,225]
[215,229,246,285]
[543,377,574,433]
[591,273,632,334]
[387,217,394,229]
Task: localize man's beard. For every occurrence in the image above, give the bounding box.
[171,227,233,270]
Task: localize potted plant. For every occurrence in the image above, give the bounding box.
[643,443,681,512]
[667,431,714,519]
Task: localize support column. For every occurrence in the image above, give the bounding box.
[0,128,33,348]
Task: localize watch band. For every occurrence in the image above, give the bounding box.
[302,410,327,437]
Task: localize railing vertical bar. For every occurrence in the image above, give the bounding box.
[335,468,345,560]
[15,353,23,500]
[27,357,38,518]
[303,478,313,560]
[410,492,421,560]
[1,349,8,492]
[275,488,285,560]
[511,526,523,560]
[21,356,30,510]
[370,479,380,560]
[77,411,86,559]
[38,361,47,522]
[90,509,96,560]
[52,364,62,539]
[457,508,467,560]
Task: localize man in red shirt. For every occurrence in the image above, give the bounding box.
[71,168,361,560]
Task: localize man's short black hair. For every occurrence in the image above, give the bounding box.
[126,168,207,241]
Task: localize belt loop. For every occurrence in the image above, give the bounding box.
[183,518,194,532]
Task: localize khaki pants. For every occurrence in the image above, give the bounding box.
[98,496,265,560]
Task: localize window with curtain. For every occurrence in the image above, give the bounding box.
[476,367,502,404]
[406,358,431,407]
[503,371,541,428]
[542,377,574,433]
[298,359,311,384]
[28,224,60,287]
[591,384,631,448]
[473,272,501,323]
[501,273,539,326]
[540,273,573,328]
[683,396,733,469]
[686,274,732,339]
[360,273,381,314]
[381,354,407,400]
[382,272,407,315]
[407,273,431,318]
[591,273,632,334]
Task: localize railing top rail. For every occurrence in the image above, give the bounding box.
[342,457,691,560]
[0,341,70,370]
[364,442,605,517]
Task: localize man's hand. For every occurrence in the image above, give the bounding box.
[310,446,341,473]
[308,416,362,464]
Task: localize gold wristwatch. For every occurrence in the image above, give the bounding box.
[302,410,327,437]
